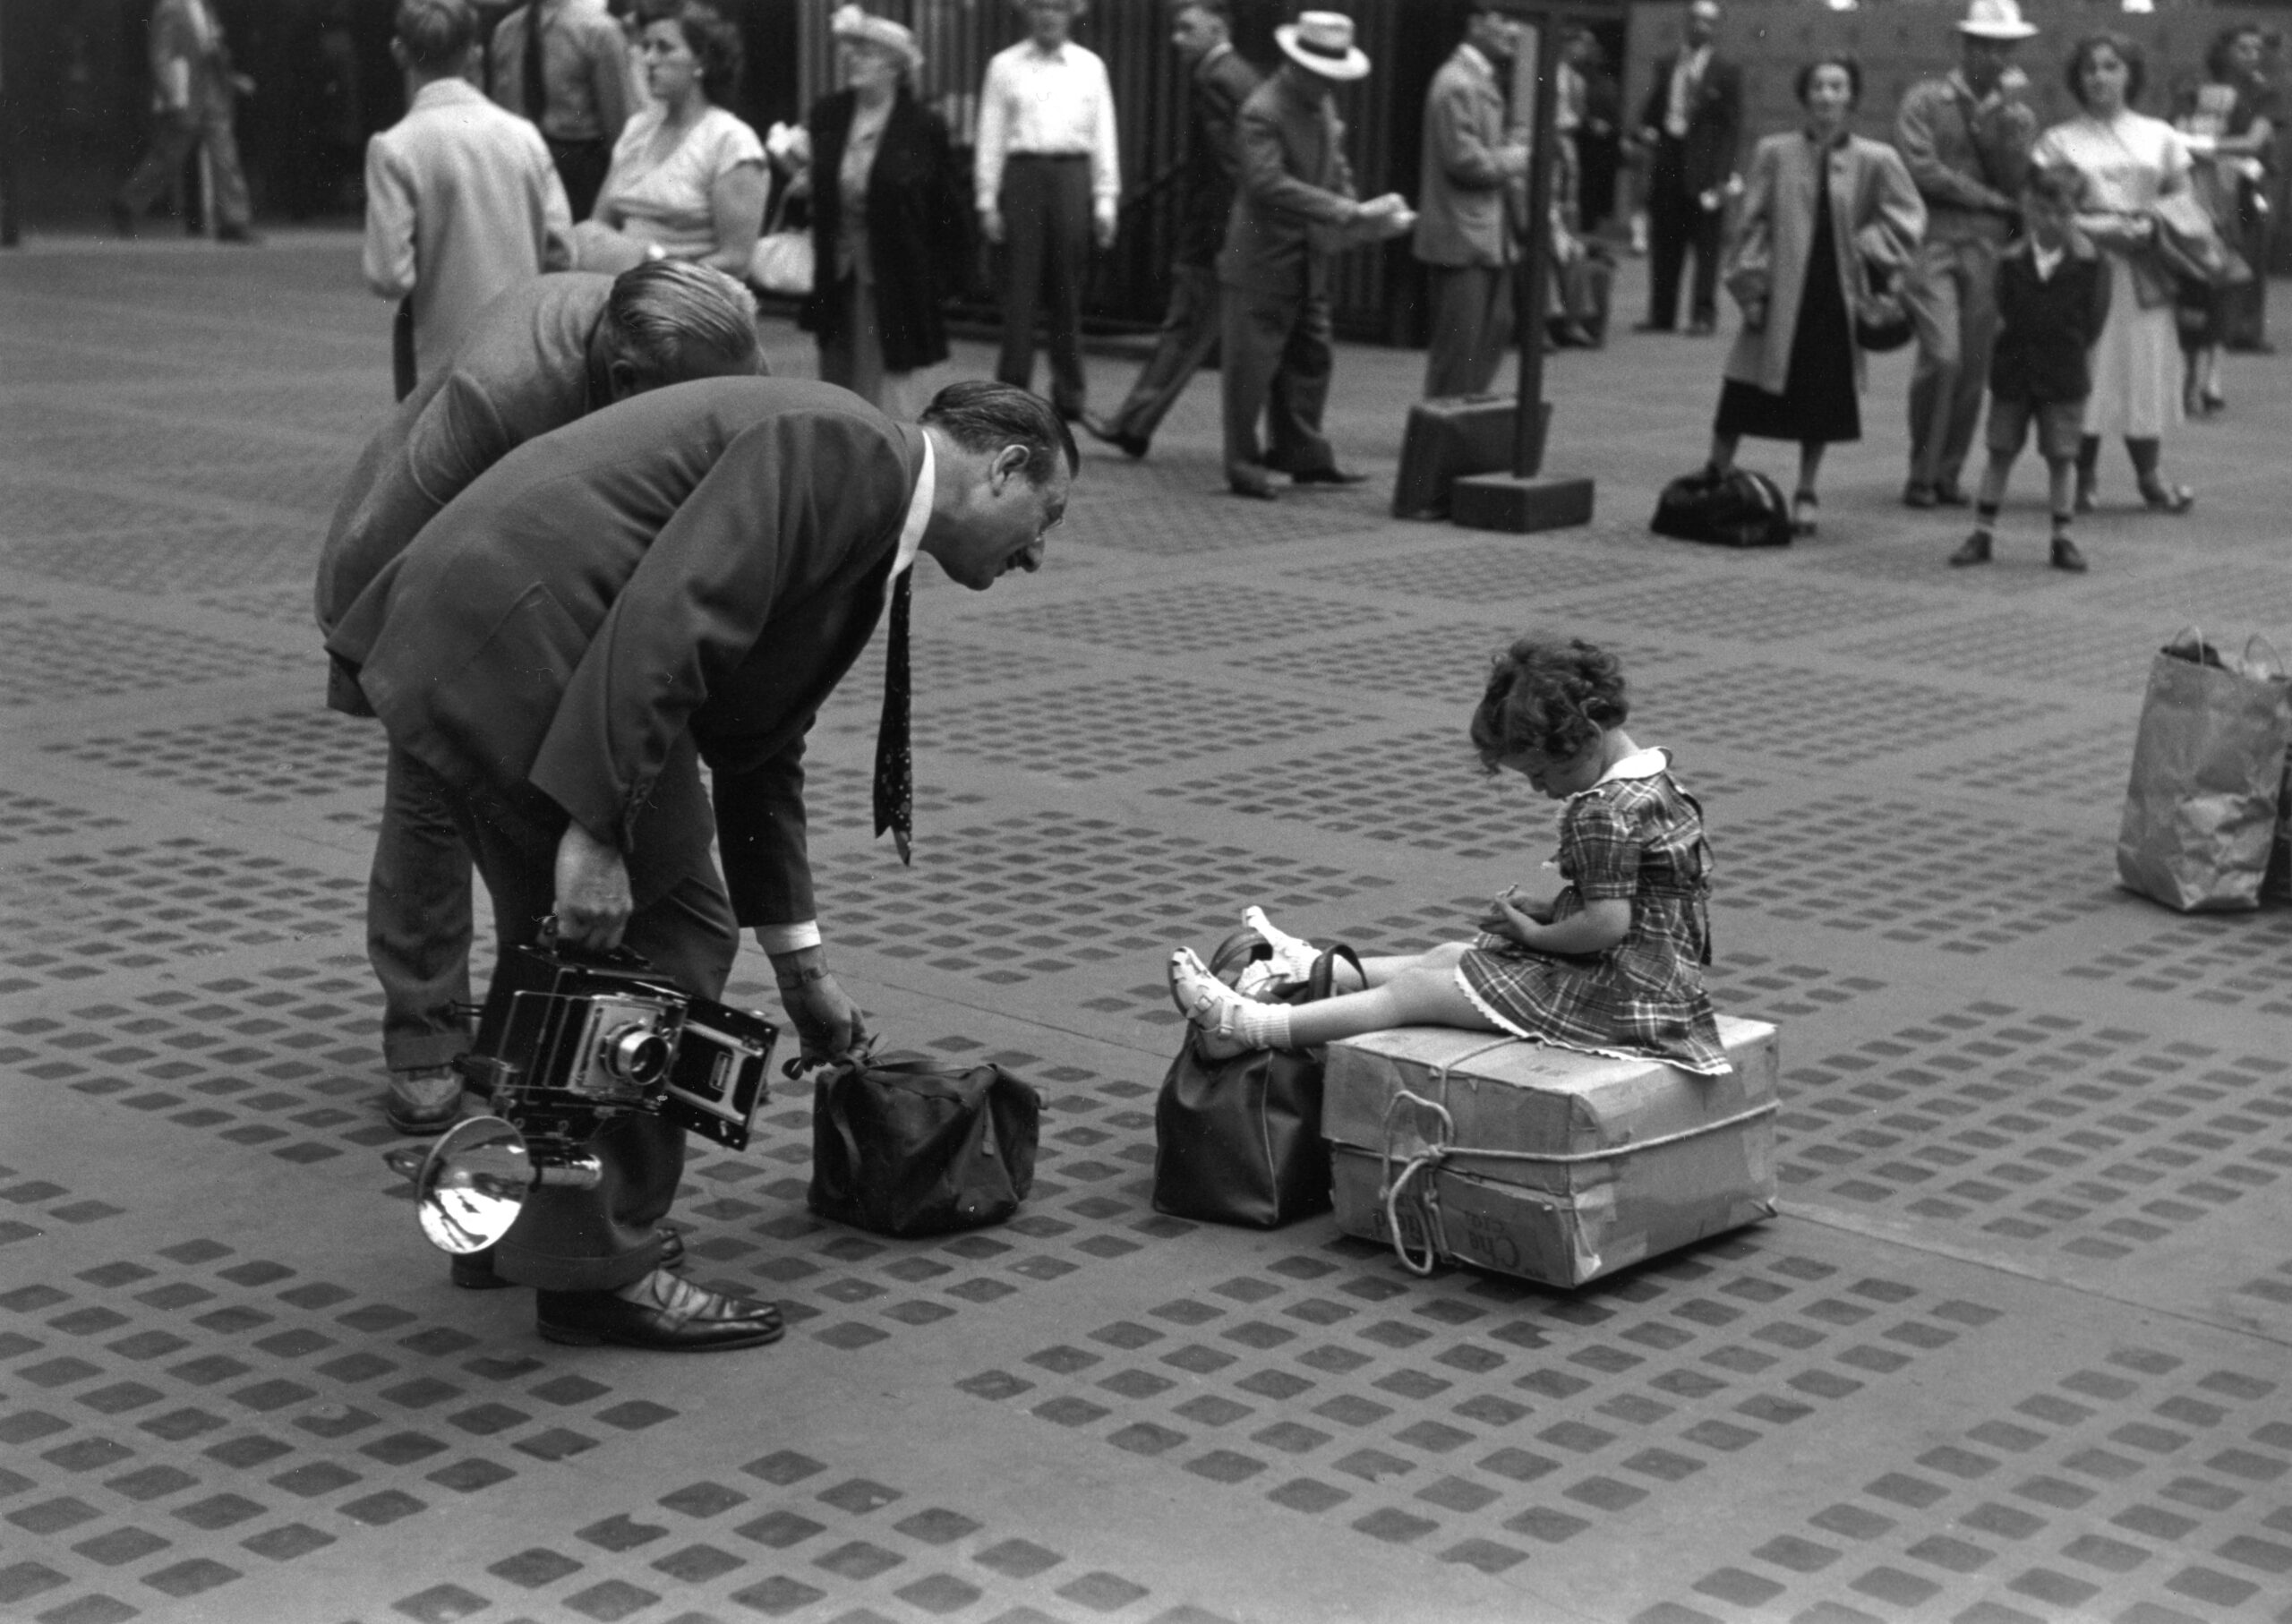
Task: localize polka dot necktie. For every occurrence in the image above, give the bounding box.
[872,570,912,865]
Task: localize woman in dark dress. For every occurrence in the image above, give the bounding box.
[1706,56,1923,534]
[2171,25,2279,412]
[800,5,970,417]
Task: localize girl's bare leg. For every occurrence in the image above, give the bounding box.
[1342,941,1474,992]
[1283,965,1505,1048]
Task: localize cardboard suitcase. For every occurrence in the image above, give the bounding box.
[1324,1018,1778,1287]
[1391,397,1551,521]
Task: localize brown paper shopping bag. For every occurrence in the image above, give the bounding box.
[2116,631,2292,912]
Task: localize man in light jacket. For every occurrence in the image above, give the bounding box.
[1413,1,1531,397]
[364,0,575,398]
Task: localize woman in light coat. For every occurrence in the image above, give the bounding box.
[1706,56,1924,535]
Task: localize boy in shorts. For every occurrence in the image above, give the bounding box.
[1950,167,2110,573]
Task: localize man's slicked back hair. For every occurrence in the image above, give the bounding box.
[919,380,1079,485]
[600,260,761,386]
[396,0,477,69]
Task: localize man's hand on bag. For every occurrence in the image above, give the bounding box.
[552,821,633,951]
[780,972,871,1068]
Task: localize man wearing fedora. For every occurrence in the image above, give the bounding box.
[975,0,1122,423]
[1897,0,2040,509]
[1218,11,1413,499]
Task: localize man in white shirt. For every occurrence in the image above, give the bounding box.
[974,0,1122,421]
[365,0,575,398]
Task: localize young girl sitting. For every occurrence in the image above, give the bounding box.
[1168,635,1730,1075]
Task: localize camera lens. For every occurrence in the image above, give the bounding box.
[599,1022,671,1086]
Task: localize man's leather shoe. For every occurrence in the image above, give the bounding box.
[1290,466,1367,486]
[1228,466,1278,500]
[384,1065,464,1135]
[216,224,262,245]
[1947,531,1991,567]
[537,1269,783,1351]
[1686,317,1716,337]
[1079,413,1149,459]
[1930,482,1971,507]
[2049,535,2088,573]
[454,1227,686,1291]
[1902,483,1938,509]
[1631,319,1673,334]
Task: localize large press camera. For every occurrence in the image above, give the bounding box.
[384,936,778,1257]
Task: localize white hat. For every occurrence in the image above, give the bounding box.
[1958,0,2037,40]
[1276,12,1371,81]
[832,4,923,72]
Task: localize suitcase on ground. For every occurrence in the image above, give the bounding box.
[1323,1018,1778,1287]
[1393,397,1551,520]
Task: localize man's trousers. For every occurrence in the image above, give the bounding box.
[1422,262,1517,398]
[1102,262,1221,447]
[1903,234,2003,494]
[119,107,252,233]
[1644,136,1720,329]
[369,743,476,1073]
[996,154,1093,417]
[1220,280,1339,481]
[440,767,740,1293]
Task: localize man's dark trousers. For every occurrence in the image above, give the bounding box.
[547,136,612,225]
[1645,135,1720,329]
[997,154,1092,416]
[1221,285,1338,478]
[370,744,477,1073]
[1102,264,1220,446]
[442,750,740,1294]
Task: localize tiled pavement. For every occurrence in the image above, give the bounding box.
[3,234,2290,1624]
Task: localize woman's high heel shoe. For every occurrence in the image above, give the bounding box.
[1791,489,1818,538]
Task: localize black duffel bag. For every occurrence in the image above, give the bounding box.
[1651,464,1793,548]
[809,1052,1042,1237]
[1151,938,1362,1229]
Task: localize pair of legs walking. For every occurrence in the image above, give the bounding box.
[1221,281,1342,492]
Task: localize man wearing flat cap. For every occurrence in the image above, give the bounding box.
[975,0,1121,423]
[1218,11,1413,500]
[1896,0,2040,509]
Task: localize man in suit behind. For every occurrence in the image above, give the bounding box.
[487,0,635,221]
[317,261,765,1142]
[1413,0,1531,397]
[1218,12,1413,500]
[326,380,1074,1352]
[1082,0,1261,458]
[364,0,576,399]
[1634,0,1740,334]
[112,0,258,242]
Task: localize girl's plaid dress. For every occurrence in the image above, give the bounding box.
[1456,748,1730,1076]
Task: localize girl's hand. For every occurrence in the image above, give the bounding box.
[1478,887,1544,943]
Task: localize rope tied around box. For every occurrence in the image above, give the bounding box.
[1375,1039,1779,1278]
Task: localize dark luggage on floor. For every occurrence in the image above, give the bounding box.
[1393,397,1549,520]
[1650,465,1793,548]
[809,1053,1043,1237]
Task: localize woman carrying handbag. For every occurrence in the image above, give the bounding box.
[1702,55,1924,538]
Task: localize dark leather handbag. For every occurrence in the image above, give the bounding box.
[1652,465,1792,548]
[1151,944,1362,1229]
[808,1053,1042,1237]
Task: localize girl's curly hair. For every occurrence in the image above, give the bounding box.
[1468,635,1628,769]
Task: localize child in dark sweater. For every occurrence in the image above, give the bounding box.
[1951,167,2112,573]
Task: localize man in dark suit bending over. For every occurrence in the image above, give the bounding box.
[327,380,1074,1352]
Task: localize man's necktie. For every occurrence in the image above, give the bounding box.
[522,4,548,126]
[872,571,912,865]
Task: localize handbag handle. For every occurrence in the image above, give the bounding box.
[1300,944,1365,1004]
